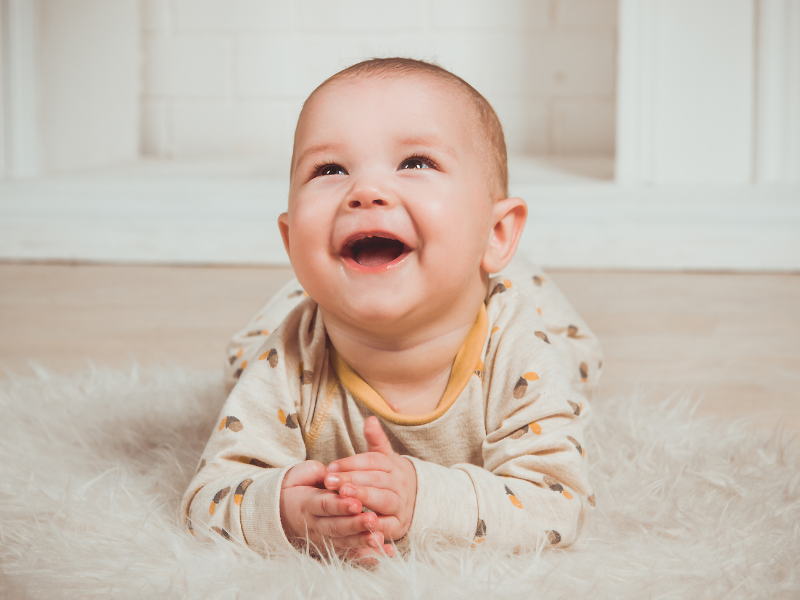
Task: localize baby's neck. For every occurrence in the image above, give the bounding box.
[322,306,481,416]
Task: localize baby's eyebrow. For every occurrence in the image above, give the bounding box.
[293,143,343,173]
[397,135,458,158]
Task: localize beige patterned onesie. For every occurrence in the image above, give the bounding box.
[182,258,603,555]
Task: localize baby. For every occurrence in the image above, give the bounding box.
[182,58,603,562]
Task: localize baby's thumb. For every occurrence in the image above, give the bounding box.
[282,460,327,488]
[364,416,394,455]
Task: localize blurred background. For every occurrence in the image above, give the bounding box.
[0,0,797,269]
[0,0,799,432]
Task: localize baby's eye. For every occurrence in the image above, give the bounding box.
[315,164,347,177]
[399,157,433,170]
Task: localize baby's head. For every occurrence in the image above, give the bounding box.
[278,58,527,337]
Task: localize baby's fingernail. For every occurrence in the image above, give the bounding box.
[348,504,360,515]
[341,484,353,496]
[328,463,339,472]
[327,474,339,486]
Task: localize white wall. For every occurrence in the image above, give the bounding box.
[141,0,618,173]
[39,0,140,173]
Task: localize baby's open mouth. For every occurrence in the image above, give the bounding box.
[344,235,406,267]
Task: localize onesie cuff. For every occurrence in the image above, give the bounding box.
[404,456,478,547]
[240,463,299,557]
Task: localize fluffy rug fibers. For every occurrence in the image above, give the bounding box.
[0,365,798,599]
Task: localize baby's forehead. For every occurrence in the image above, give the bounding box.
[305,71,477,124]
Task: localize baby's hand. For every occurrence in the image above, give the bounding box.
[279,460,395,561]
[324,417,418,543]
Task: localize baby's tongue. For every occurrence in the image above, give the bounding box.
[352,237,404,267]
[354,247,399,267]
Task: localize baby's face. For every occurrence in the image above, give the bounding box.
[281,75,496,330]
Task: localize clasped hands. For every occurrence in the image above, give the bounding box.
[279,416,417,562]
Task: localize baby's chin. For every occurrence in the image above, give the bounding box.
[325,289,428,331]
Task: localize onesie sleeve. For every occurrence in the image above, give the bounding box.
[181,300,326,557]
[500,255,604,390]
[223,277,310,391]
[407,285,595,552]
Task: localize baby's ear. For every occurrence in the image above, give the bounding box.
[481,197,527,274]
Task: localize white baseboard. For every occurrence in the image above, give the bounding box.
[1,175,798,271]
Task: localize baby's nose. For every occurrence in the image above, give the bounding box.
[348,197,388,209]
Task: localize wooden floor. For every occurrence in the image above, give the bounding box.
[2,263,799,436]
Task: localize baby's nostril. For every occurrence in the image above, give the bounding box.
[372,199,386,206]
[348,200,360,208]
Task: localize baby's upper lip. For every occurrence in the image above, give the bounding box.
[339,230,411,254]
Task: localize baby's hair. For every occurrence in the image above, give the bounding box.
[296,57,509,199]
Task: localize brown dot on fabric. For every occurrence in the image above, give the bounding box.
[490,283,507,298]
[568,400,582,416]
[510,424,529,439]
[543,475,561,491]
[588,493,596,507]
[234,360,248,379]
[245,330,268,337]
[240,457,272,469]
[579,362,588,381]
[278,409,299,429]
[475,519,487,538]
[220,416,243,432]
[228,348,243,365]
[535,331,550,344]
[547,530,561,545]
[567,436,583,455]
[212,526,231,540]
[532,275,544,286]
[567,324,579,338]
[300,370,313,385]
[504,484,523,509]
[234,478,253,505]
[209,486,231,515]
[258,348,279,368]
[513,377,528,399]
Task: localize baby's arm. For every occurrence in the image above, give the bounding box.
[185,313,390,559]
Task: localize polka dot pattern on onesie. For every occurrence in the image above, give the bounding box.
[513,372,539,399]
[209,486,231,515]
[278,409,299,429]
[218,416,243,432]
[259,348,279,368]
[504,483,523,509]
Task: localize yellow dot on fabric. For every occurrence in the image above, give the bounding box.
[278,409,287,425]
[523,372,539,381]
[537,307,542,316]
[503,279,512,288]
[529,421,542,434]
[491,326,500,335]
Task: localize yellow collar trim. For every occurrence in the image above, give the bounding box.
[329,305,488,426]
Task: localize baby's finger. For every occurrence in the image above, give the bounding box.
[364,416,394,456]
[338,484,401,516]
[324,470,394,493]
[329,453,393,475]
[307,490,362,517]
[282,460,327,488]
[315,511,379,538]
[332,530,384,552]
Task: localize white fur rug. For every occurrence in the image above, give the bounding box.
[0,366,798,599]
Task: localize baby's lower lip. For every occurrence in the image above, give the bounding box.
[341,248,412,273]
